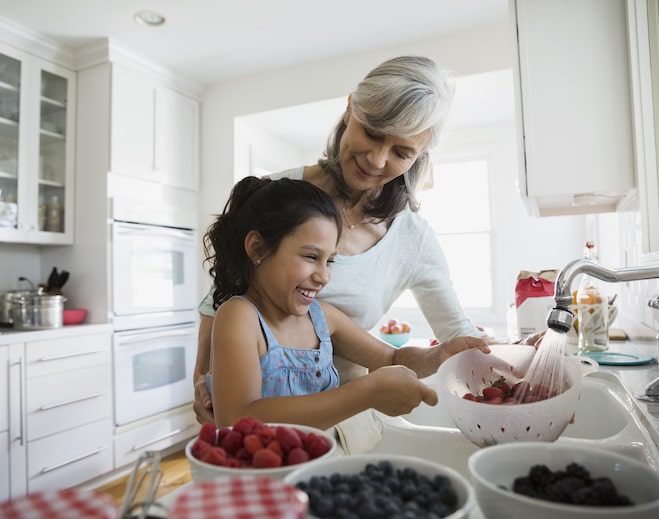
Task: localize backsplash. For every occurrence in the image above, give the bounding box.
[595,209,659,333]
[0,243,40,292]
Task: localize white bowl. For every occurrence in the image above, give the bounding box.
[284,453,475,519]
[186,423,337,482]
[468,442,659,519]
[436,344,597,447]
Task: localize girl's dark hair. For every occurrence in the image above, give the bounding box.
[318,55,455,220]
[203,176,342,309]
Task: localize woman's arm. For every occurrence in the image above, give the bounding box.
[193,314,215,424]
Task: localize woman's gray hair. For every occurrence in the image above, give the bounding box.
[319,56,455,218]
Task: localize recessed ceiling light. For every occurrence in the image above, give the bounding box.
[134,10,166,27]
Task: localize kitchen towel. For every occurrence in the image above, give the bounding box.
[334,408,384,455]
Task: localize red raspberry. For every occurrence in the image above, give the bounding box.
[198,423,218,445]
[267,440,283,457]
[225,457,242,468]
[217,427,231,443]
[235,447,251,461]
[252,448,282,468]
[305,433,331,459]
[191,439,212,460]
[232,416,262,436]
[258,425,277,444]
[286,447,310,466]
[243,434,264,455]
[276,426,302,452]
[293,427,308,444]
[221,430,244,455]
[200,446,226,466]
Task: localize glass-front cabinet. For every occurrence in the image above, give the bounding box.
[0,42,75,244]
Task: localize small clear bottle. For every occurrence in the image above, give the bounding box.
[577,241,609,352]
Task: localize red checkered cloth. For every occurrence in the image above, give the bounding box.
[169,476,308,519]
[0,488,118,518]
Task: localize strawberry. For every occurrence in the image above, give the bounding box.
[243,434,264,455]
[484,396,503,405]
[252,448,282,468]
[198,423,218,445]
[462,392,478,401]
[286,447,310,465]
[482,387,504,401]
[200,446,227,465]
[276,426,302,452]
[221,430,244,455]
[305,433,331,459]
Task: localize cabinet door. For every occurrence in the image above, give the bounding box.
[0,42,75,244]
[111,64,156,180]
[0,346,8,502]
[8,343,27,498]
[155,86,199,190]
[512,0,636,216]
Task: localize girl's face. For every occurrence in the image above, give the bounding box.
[252,216,338,317]
[339,111,431,193]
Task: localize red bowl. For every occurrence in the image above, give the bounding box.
[63,309,87,325]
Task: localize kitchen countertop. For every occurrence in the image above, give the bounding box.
[0,323,113,344]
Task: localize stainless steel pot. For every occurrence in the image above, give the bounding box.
[9,294,67,330]
[0,289,36,324]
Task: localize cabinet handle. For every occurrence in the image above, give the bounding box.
[39,446,108,474]
[131,424,197,451]
[37,349,107,362]
[38,392,106,411]
[10,357,24,445]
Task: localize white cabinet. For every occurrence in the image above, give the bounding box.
[0,41,76,244]
[511,0,636,217]
[23,333,113,493]
[111,64,199,190]
[0,329,113,498]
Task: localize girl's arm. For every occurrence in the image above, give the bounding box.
[211,299,437,430]
[320,301,490,378]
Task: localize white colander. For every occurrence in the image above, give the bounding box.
[431,344,598,447]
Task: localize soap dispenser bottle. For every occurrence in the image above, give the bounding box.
[577,241,609,352]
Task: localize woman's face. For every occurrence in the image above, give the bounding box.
[251,216,338,317]
[339,111,431,193]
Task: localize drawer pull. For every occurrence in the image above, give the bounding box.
[38,392,106,411]
[38,349,107,362]
[39,446,108,474]
[131,424,197,451]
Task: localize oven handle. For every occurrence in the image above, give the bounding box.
[130,424,198,451]
[114,223,195,241]
[117,328,196,345]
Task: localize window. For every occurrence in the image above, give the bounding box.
[391,155,493,316]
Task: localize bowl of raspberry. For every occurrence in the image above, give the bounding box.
[284,453,475,519]
[185,417,337,482]
[468,442,659,519]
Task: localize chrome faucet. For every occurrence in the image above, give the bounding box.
[546,259,659,333]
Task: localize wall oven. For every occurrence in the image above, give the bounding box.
[111,221,198,331]
[113,323,197,426]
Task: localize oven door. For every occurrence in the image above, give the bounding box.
[112,221,197,318]
[113,324,197,426]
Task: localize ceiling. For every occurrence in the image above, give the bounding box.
[0,0,513,151]
[0,0,509,87]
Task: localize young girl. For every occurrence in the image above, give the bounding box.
[203,176,489,430]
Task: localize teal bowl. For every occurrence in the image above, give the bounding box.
[379,332,410,348]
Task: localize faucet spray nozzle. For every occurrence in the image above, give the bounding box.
[546,307,574,334]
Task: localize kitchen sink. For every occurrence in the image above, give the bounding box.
[370,371,659,478]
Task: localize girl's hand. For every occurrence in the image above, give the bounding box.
[367,365,438,416]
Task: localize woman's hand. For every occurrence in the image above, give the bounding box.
[193,374,215,425]
[435,335,490,366]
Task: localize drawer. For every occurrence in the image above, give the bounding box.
[27,363,112,441]
[27,418,113,493]
[114,406,199,469]
[26,334,111,378]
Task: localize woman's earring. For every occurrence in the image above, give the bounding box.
[254,258,261,266]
